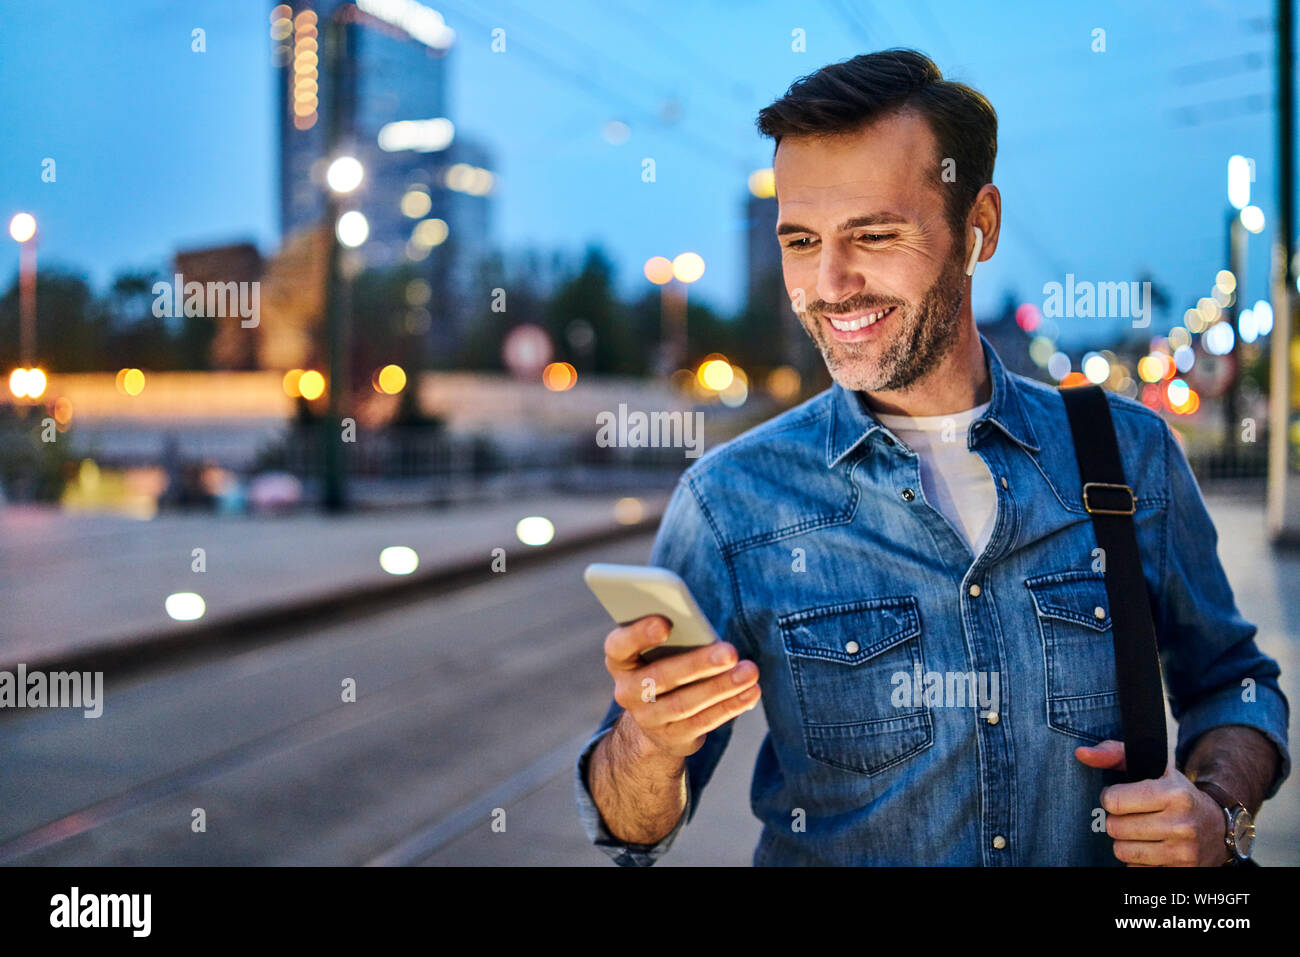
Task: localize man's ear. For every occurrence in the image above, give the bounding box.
[965,184,1001,273]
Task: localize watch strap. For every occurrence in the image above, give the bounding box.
[1194,780,1245,814]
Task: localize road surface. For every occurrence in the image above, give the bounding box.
[1,492,1294,865]
[0,533,765,866]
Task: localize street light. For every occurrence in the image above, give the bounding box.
[8,212,36,243]
[1227,155,1252,211]
[672,252,706,284]
[336,210,370,247]
[8,367,46,400]
[326,155,364,193]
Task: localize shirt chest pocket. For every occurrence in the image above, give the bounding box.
[778,596,932,775]
[1024,571,1123,743]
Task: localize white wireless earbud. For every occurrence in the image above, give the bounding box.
[965,226,984,277]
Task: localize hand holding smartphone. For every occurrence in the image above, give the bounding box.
[584,562,762,762]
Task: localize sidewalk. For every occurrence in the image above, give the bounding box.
[1198,494,1300,864]
[0,491,667,672]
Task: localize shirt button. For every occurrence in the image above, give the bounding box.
[901,488,915,501]
[992,835,1007,850]
[986,711,999,725]
[968,583,981,597]
[1000,476,1008,489]
[1094,606,1106,619]
[844,640,860,654]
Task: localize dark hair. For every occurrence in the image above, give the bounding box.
[755,49,997,236]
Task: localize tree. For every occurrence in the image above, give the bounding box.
[103,270,173,370]
[544,245,637,374]
[0,267,107,371]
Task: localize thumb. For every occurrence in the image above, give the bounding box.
[1074,739,1127,771]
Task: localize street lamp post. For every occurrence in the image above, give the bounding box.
[320,9,358,513]
[1223,158,1268,453]
[669,252,705,373]
[315,0,448,512]
[662,282,686,374]
[9,212,37,366]
[644,252,705,377]
[1223,156,1249,451]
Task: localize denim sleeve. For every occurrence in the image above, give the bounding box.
[573,472,743,865]
[1156,420,1291,798]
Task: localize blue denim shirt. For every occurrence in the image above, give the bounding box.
[574,334,1290,865]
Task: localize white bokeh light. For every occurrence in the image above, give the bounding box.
[379,546,419,575]
[336,210,370,247]
[516,516,555,546]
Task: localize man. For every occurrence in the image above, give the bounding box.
[574,49,1289,865]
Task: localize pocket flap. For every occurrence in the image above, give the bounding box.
[779,596,920,664]
[1024,571,1112,631]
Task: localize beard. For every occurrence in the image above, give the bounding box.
[796,249,968,393]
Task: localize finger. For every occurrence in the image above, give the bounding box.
[1100,778,1174,817]
[1074,739,1127,771]
[1104,809,1176,842]
[662,682,761,743]
[639,661,760,727]
[637,642,742,697]
[1112,839,1161,866]
[1113,839,1196,867]
[604,615,672,670]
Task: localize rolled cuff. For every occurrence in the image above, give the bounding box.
[1175,681,1291,799]
[573,722,692,866]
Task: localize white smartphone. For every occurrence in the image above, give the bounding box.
[583,563,720,662]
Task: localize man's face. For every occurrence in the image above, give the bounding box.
[774,110,968,393]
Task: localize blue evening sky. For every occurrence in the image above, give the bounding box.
[0,0,1292,348]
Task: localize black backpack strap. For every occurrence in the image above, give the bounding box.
[1060,384,1168,783]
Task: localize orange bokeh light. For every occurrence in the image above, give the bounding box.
[542,361,577,391]
[643,256,674,285]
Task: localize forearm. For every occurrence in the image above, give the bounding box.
[588,711,688,845]
[1182,724,1280,815]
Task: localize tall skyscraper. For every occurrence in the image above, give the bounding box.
[270,0,494,361]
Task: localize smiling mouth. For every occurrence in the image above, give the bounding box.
[824,305,896,332]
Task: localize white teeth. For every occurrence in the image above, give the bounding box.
[828,307,891,331]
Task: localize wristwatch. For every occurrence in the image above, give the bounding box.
[1194,780,1255,865]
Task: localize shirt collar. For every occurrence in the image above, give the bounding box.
[825,331,1041,468]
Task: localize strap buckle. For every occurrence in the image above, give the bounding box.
[1082,481,1136,515]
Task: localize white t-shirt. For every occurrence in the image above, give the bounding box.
[875,401,997,555]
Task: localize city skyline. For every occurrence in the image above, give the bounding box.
[0,0,1292,348]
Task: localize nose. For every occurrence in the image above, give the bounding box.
[815,239,864,307]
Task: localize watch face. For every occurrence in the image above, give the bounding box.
[1231,808,1255,858]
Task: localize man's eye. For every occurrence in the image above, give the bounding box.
[857,233,896,242]
[784,237,815,249]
